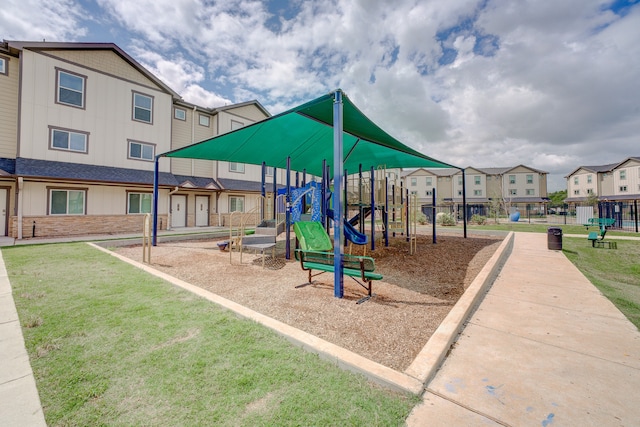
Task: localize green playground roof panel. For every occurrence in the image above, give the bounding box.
[162,90,458,177]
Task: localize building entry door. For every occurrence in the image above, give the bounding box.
[195,196,209,226]
[171,195,187,228]
[0,189,6,236]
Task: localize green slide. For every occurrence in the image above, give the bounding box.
[293,221,333,252]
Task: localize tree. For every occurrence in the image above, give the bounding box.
[549,190,567,207]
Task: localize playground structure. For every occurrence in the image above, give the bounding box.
[223,162,420,271]
[154,89,466,300]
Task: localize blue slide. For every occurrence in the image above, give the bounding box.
[326,209,368,245]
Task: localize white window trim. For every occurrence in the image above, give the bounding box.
[128,140,155,161]
[410,177,417,186]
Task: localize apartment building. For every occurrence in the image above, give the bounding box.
[565,157,640,203]
[0,40,276,239]
[402,165,549,217]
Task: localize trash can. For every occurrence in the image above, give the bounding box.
[547,227,562,250]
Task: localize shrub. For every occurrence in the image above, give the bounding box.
[470,214,487,225]
[436,212,456,226]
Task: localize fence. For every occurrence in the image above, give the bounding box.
[418,201,639,233]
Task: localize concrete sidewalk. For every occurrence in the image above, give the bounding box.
[407,232,640,426]
[0,253,46,426]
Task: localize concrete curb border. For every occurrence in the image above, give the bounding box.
[91,232,514,395]
[404,231,515,386]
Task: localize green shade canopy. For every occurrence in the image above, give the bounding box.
[162,89,458,177]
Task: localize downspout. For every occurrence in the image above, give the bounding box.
[166,186,180,230]
[17,177,23,240]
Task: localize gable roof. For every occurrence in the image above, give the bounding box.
[6,41,180,99]
[162,90,459,177]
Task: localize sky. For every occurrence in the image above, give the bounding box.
[2,0,640,191]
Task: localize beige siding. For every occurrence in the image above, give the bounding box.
[20,181,169,216]
[19,50,172,172]
[613,160,640,196]
[223,104,268,122]
[0,54,19,158]
[46,50,159,89]
[567,168,596,198]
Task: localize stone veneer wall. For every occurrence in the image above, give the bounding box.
[10,215,169,239]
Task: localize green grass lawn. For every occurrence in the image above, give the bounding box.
[562,237,640,329]
[4,243,418,426]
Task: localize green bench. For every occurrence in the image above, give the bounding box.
[584,218,615,228]
[292,221,382,304]
[587,226,617,249]
[295,250,382,304]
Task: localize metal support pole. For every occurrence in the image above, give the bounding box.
[432,189,437,244]
[406,187,409,242]
[384,176,389,247]
[286,157,291,260]
[462,169,468,238]
[333,91,345,298]
[370,166,375,251]
[359,164,364,234]
[152,156,160,246]
[261,162,266,221]
[272,167,277,220]
[635,200,638,233]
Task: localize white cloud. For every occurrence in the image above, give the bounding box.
[0,0,87,41]
[2,0,639,191]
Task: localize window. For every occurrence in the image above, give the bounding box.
[526,174,533,184]
[128,140,155,161]
[50,127,88,153]
[410,177,417,186]
[587,189,594,194]
[174,108,186,120]
[231,120,244,130]
[573,190,580,195]
[410,190,418,195]
[425,177,432,186]
[199,114,210,127]
[458,176,462,185]
[509,175,516,184]
[457,190,462,196]
[509,189,517,196]
[56,69,85,108]
[0,56,7,76]
[229,162,245,173]
[265,166,274,176]
[619,185,628,192]
[50,189,85,215]
[425,190,432,196]
[473,190,482,196]
[526,189,535,195]
[587,175,592,184]
[474,176,481,185]
[229,196,244,212]
[620,169,626,180]
[128,193,152,214]
[132,92,153,123]
[574,176,579,185]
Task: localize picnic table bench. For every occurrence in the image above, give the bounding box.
[585,218,617,249]
[583,218,615,228]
